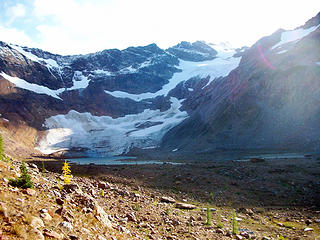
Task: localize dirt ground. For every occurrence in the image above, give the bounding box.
[19,154,320,239]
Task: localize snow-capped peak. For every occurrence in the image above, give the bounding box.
[208,42,236,59]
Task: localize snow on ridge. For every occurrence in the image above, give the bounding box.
[271,24,320,50]
[276,50,288,54]
[92,69,113,76]
[139,59,152,68]
[0,72,64,100]
[10,44,60,70]
[120,65,138,74]
[0,71,91,99]
[91,59,153,77]
[105,55,241,101]
[174,46,211,57]
[36,97,188,156]
[208,42,236,59]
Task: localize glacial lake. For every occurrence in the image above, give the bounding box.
[66,156,180,165]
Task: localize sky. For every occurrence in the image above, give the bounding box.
[0,0,319,55]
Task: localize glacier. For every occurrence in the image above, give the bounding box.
[36,97,188,156]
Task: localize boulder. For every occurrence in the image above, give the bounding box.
[216,228,224,234]
[126,212,137,222]
[43,229,63,239]
[59,221,73,232]
[30,216,44,229]
[29,163,39,170]
[56,198,64,205]
[98,181,110,189]
[23,188,36,196]
[175,203,196,210]
[161,196,176,203]
[63,184,80,193]
[94,204,112,228]
[40,212,52,221]
[304,227,314,232]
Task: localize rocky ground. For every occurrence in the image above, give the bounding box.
[0,155,320,239]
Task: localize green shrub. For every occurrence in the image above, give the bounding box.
[232,209,239,234]
[42,161,46,174]
[205,205,212,225]
[0,133,3,161]
[9,162,34,189]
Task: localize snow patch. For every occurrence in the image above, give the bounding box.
[188,88,194,92]
[172,148,178,152]
[10,44,60,70]
[105,55,241,101]
[209,42,236,58]
[36,97,188,156]
[120,65,137,74]
[1,70,90,98]
[316,62,320,66]
[139,59,152,68]
[0,72,64,100]
[68,71,90,90]
[141,146,157,149]
[271,25,320,50]
[276,50,288,54]
[92,69,113,76]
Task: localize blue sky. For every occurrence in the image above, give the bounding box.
[0,0,319,55]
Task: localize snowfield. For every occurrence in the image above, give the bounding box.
[10,44,61,70]
[0,72,65,100]
[36,97,188,156]
[0,71,90,99]
[68,71,90,90]
[271,25,320,50]
[276,50,288,54]
[105,47,241,101]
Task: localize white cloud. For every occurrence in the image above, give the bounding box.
[0,25,32,46]
[2,0,320,55]
[6,3,26,24]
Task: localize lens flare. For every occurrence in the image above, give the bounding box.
[257,44,276,70]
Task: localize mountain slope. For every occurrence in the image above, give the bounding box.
[0,12,319,158]
[161,12,320,155]
[0,38,242,157]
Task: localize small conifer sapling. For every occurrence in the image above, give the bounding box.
[9,162,34,189]
[62,160,72,185]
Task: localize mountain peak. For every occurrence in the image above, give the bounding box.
[301,11,320,29]
[166,41,217,62]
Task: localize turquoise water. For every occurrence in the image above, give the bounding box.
[66,156,178,165]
